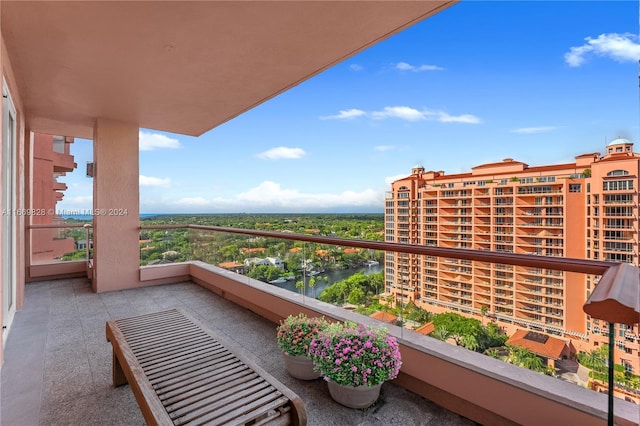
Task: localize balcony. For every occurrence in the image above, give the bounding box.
[10,225,640,426]
[1,278,473,426]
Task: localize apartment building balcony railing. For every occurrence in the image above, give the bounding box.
[22,223,640,425]
[520,286,543,295]
[27,223,93,281]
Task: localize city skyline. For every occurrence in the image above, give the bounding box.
[57,1,639,214]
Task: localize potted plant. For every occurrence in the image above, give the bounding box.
[276,313,329,380]
[309,321,402,408]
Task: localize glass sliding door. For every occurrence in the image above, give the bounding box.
[2,80,17,339]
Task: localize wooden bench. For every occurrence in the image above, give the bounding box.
[106,308,307,426]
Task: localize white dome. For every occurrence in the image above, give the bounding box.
[608,138,632,146]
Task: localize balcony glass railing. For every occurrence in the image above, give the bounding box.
[29,222,92,265]
[135,223,640,415]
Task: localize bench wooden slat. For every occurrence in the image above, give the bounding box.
[138,342,223,367]
[167,379,272,419]
[162,375,264,408]
[185,394,290,426]
[151,357,244,389]
[145,348,243,380]
[158,368,257,401]
[175,389,287,426]
[126,328,203,348]
[106,308,306,426]
[135,335,213,360]
[106,317,175,426]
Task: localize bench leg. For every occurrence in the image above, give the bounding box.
[113,350,128,387]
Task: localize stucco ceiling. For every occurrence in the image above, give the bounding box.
[1,1,457,139]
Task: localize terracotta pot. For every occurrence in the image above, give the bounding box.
[327,381,382,409]
[283,353,321,380]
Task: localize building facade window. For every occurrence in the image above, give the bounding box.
[603,180,633,191]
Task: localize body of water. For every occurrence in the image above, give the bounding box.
[270,264,382,298]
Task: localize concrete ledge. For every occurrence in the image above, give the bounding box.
[27,261,86,282]
[139,263,190,287]
[184,261,638,426]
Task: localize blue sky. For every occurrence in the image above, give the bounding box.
[58,1,640,214]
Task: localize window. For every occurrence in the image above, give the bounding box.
[607,170,630,177]
[569,184,581,192]
[603,180,633,191]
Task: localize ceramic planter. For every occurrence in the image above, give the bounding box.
[327,381,382,409]
[283,352,321,380]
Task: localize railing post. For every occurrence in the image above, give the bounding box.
[83,224,91,263]
[608,322,614,426]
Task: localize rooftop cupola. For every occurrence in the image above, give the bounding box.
[605,138,634,156]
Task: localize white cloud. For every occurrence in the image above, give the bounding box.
[511,126,558,134]
[322,106,481,123]
[565,33,640,67]
[384,174,409,185]
[320,109,366,120]
[374,145,396,152]
[370,106,482,124]
[139,131,181,151]
[436,112,482,124]
[256,146,306,160]
[395,61,444,72]
[165,181,383,213]
[139,175,172,187]
[372,106,426,121]
[350,64,363,71]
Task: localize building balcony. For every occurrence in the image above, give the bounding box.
[1,277,474,426]
[51,151,77,173]
[13,224,640,425]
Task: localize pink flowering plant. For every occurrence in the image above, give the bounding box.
[308,321,402,387]
[276,313,330,357]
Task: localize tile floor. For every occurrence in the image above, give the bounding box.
[1,278,476,426]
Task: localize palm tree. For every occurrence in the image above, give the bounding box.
[506,345,545,372]
[485,348,501,359]
[519,354,545,372]
[578,346,607,374]
[431,326,452,342]
[458,333,481,352]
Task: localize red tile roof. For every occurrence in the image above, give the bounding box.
[369,311,398,323]
[219,261,244,269]
[414,322,435,335]
[241,247,265,253]
[506,329,567,360]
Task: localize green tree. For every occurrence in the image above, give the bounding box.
[485,348,501,359]
[431,326,452,342]
[309,276,317,298]
[506,345,545,373]
[578,345,608,373]
[347,287,365,305]
[480,305,489,325]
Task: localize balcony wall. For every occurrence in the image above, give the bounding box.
[138,260,638,426]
